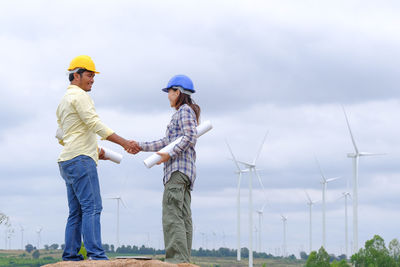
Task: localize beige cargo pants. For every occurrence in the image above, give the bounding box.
[162,171,192,263]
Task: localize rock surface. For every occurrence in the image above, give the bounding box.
[42,259,199,267]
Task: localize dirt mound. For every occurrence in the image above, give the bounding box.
[42,259,199,267]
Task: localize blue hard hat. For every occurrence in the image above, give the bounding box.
[162,74,195,93]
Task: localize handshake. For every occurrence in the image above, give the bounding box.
[124,140,141,155]
[99,139,170,166]
[98,140,141,162]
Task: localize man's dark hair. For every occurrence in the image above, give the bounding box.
[68,68,87,82]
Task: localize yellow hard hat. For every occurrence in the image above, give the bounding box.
[68,55,99,74]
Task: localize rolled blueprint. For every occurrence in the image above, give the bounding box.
[55,128,63,140]
[99,146,123,164]
[143,120,213,168]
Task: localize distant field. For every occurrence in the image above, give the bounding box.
[0,250,305,267]
[191,256,305,267]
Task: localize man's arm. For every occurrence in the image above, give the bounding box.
[106,133,140,154]
[72,93,140,154]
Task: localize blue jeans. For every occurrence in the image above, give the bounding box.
[58,155,108,261]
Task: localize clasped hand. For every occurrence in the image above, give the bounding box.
[122,140,170,164]
[124,140,141,154]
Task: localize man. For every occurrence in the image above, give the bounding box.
[56,55,139,261]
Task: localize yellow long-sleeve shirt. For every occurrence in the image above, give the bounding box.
[56,85,114,164]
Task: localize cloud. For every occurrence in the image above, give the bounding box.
[1,0,400,257]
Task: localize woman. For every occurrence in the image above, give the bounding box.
[138,74,200,263]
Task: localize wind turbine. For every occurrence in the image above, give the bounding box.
[256,202,268,253]
[20,225,24,250]
[226,140,247,261]
[342,106,385,253]
[305,191,318,253]
[106,196,126,248]
[316,157,340,249]
[36,227,42,249]
[281,214,287,257]
[3,229,6,249]
[339,191,351,258]
[227,133,268,267]
[336,174,351,259]
[200,232,206,249]
[254,226,258,252]
[212,231,217,249]
[6,227,14,250]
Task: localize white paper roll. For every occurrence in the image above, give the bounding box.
[55,128,63,140]
[143,120,213,168]
[99,146,123,164]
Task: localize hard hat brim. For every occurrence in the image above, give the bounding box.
[67,68,100,74]
[161,87,195,94]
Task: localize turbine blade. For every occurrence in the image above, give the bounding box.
[236,159,254,168]
[314,156,326,180]
[225,139,242,171]
[339,192,351,201]
[336,194,345,201]
[342,105,359,154]
[255,169,266,192]
[253,131,268,165]
[261,202,267,212]
[120,198,127,208]
[255,169,271,210]
[359,152,386,157]
[326,176,341,183]
[304,190,312,202]
[105,196,120,200]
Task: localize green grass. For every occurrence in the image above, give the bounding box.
[190,256,305,267]
[0,250,60,267]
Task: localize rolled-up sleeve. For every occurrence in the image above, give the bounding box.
[73,94,114,140]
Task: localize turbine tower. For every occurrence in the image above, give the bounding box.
[6,228,14,250]
[20,225,24,250]
[305,191,318,253]
[281,214,287,257]
[107,196,126,248]
[341,191,351,258]
[254,226,258,252]
[212,231,217,249]
[227,133,268,267]
[316,157,340,249]
[256,202,268,253]
[342,106,385,253]
[255,208,262,253]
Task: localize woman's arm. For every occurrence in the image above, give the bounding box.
[138,137,169,152]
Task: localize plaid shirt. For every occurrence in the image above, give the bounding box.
[139,104,198,190]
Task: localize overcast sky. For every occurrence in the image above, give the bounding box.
[1,0,400,258]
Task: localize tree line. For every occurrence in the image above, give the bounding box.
[25,242,295,259]
[303,235,400,267]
